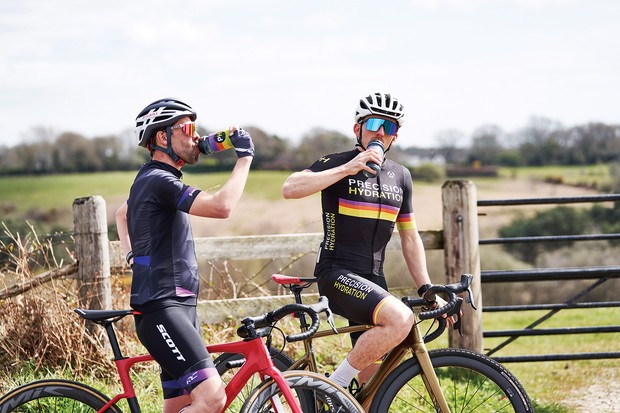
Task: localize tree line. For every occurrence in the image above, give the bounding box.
[1,116,619,175]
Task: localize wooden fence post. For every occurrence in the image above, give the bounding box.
[442,180,483,352]
[72,196,111,311]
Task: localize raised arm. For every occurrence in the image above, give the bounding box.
[282,149,381,199]
[282,167,348,199]
[189,156,253,218]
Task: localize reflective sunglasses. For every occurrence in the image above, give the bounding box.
[170,122,197,136]
[364,117,399,135]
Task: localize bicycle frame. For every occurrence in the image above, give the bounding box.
[95,315,305,413]
[274,274,452,412]
[287,317,451,412]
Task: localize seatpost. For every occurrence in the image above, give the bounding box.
[291,285,311,331]
[103,321,125,360]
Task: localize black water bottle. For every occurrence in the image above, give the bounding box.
[363,140,385,178]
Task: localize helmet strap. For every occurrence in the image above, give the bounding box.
[151,127,186,166]
[356,126,363,149]
[355,121,394,153]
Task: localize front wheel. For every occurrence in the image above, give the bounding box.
[0,379,121,413]
[369,348,533,413]
[240,370,364,413]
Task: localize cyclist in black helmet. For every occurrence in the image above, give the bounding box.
[116,98,254,413]
[283,92,445,391]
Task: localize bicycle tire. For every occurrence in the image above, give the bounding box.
[368,348,533,413]
[240,370,364,413]
[0,379,122,413]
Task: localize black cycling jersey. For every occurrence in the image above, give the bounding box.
[308,149,416,277]
[127,160,202,307]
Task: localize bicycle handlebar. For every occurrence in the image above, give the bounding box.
[236,296,331,342]
[402,274,475,320]
[400,274,475,342]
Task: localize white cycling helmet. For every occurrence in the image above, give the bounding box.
[135,98,197,147]
[354,92,405,127]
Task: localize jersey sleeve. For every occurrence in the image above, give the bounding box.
[175,185,201,213]
[155,173,201,213]
[396,166,417,231]
[307,153,342,173]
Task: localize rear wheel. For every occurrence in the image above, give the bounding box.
[0,379,121,413]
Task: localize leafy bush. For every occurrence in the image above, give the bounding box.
[499,206,588,262]
[498,203,620,262]
[410,162,445,182]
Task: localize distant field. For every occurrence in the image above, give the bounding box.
[0,166,608,236]
[499,164,612,188]
[0,170,292,232]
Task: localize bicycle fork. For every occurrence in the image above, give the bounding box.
[410,325,451,413]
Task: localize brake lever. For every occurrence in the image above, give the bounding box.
[448,298,464,336]
[465,285,478,310]
[325,307,338,334]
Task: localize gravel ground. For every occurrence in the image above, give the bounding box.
[564,381,619,412]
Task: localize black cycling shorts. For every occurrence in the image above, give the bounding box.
[134,302,218,398]
[317,266,392,328]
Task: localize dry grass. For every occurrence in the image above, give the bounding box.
[0,223,114,386]
[0,290,113,375]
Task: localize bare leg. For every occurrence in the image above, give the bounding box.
[347,297,413,375]
[358,361,381,385]
[163,376,226,413]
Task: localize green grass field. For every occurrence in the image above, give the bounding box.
[0,170,282,213]
[0,164,614,234]
[499,164,613,189]
[0,170,292,232]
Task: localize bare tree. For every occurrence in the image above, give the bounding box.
[515,117,564,166]
[469,124,504,165]
[294,128,352,168]
[435,129,465,165]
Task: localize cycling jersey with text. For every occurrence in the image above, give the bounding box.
[127,160,202,307]
[308,149,416,277]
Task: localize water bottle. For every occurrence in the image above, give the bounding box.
[198,130,234,155]
[362,140,385,178]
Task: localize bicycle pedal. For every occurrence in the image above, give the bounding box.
[347,378,361,396]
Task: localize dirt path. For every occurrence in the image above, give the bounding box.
[563,366,620,412]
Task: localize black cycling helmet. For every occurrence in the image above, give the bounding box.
[135,98,197,148]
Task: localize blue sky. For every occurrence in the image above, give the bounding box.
[1,0,619,149]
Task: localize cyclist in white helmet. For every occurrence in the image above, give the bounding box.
[283,92,443,391]
[116,98,254,413]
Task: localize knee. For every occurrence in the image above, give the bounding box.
[380,301,414,339]
[192,380,226,412]
[193,394,226,413]
[394,309,414,338]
